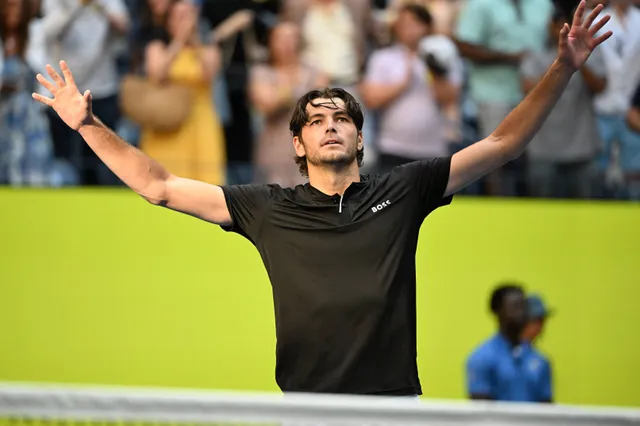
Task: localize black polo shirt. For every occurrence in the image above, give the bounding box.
[219,157,453,396]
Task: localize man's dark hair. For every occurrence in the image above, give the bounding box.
[490,283,524,314]
[289,88,365,178]
[399,3,433,27]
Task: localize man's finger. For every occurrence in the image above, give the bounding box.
[32,93,54,107]
[594,30,613,47]
[583,3,604,29]
[46,64,65,87]
[558,23,570,46]
[60,60,76,87]
[36,73,57,95]
[589,15,611,37]
[572,0,586,28]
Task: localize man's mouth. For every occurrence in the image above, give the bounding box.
[323,139,341,146]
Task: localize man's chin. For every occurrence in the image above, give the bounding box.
[313,153,356,167]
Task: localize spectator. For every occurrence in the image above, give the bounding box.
[138,0,226,185]
[389,0,466,37]
[522,294,553,344]
[418,22,464,158]
[201,0,280,185]
[129,0,176,74]
[38,0,130,185]
[624,84,640,199]
[520,6,606,199]
[360,4,458,172]
[249,22,328,187]
[593,0,640,199]
[0,0,75,186]
[283,0,373,79]
[465,284,553,403]
[454,0,553,196]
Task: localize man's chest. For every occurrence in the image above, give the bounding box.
[255,184,421,269]
[268,184,413,230]
[495,354,546,392]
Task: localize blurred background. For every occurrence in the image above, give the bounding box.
[1,0,639,415]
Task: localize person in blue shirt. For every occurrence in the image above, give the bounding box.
[465,284,553,403]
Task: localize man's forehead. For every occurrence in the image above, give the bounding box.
[306,97,347,114]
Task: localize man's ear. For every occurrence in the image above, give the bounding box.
[357,132,363,151]
[293,136,306,157]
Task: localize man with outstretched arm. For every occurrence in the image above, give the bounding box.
[33,1,610,397]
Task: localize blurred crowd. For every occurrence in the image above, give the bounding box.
[2,0,640,199]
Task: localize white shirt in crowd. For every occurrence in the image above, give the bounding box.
[594,5,640,115]
[34,0,129,100]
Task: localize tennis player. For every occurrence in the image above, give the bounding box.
[33,1,610,397]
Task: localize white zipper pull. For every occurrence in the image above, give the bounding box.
[339,193,344,213]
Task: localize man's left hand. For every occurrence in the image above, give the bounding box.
[558,0,612,72]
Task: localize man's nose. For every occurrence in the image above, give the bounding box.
[325,118,337,132]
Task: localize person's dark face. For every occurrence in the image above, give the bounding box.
[499,290,528,333]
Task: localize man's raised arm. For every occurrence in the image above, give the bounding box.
[33,61,232,226]
[444,1,612,197]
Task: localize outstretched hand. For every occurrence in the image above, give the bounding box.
[558,0,612,72]
[32,61,94,131]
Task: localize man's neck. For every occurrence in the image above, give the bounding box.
[499,327,522,347]
[308,164,361,196]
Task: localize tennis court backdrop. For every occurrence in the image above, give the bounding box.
[0,189,638,407]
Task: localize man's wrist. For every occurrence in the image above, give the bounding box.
[552,57,577,75]
[78,114,99,134]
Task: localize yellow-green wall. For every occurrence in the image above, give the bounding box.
[1,189,638,407]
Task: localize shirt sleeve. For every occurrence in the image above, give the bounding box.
[466,349,494,397]
[219,184,274,243]
[394,157,453,218]
[455,0,489,45]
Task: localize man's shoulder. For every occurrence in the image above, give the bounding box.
[221,182,293,202]
[467,335,500,364]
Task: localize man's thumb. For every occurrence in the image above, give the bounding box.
[559,23,570,40]
[83,89,92,102]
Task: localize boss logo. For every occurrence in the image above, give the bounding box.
[371,200,392,213]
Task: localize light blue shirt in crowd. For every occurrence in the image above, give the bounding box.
[455,0,553,105]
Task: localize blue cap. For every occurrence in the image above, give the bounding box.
[527,294,553,319]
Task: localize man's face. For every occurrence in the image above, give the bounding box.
[499,290,528,333]
[293,98,362,171]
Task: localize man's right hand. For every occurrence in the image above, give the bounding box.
[33,61,94,132]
